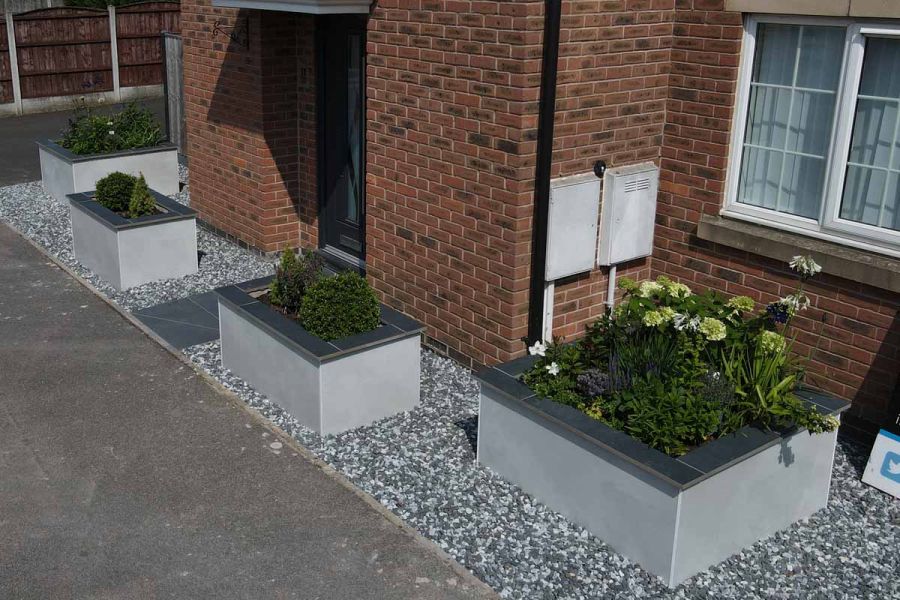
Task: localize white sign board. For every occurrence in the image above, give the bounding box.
[861,429,900,499]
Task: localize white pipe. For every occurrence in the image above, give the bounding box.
[542,281,555,341]
[606,264,617,309]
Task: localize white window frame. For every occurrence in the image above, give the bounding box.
[725,14,900,258]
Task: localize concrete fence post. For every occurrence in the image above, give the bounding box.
[5,11,22,114]
[108,5,120,101]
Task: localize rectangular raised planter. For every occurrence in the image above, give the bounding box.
[476,356,850,587]
[68,190,198,291]
[39,140,180,204]
[216,277,424,435]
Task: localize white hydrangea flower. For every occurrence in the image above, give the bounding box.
[789,255,822,278]
[638,281,663,298]
[545,362,560,376]
[672,313,701,332]
[528,340,547,357]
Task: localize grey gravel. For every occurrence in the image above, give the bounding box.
[3,169,896,599]
[186,341,900,600]
[0,171,273,311]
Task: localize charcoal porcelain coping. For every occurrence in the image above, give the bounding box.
[215,276,425,364]
[38,139,178,163]
[477,356,851,490]
[68,190,197,231]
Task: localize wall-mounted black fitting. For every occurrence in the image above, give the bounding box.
[593,159,607,179]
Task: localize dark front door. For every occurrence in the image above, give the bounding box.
[318,16,366,266]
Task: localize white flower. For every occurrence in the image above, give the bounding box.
[545,362,560,376]
[528,340,547,357]
[638,281,663,298]
[789,255,822,278]
[780,293,810,313]
[108,130,115,135]
[672,313,701,332]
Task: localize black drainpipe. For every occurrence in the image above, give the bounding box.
[527,0,563,344]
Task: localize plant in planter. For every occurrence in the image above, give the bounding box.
[38,102,178,202]
[68,172,197,291]
[519,258,837,457]
[476,255,848,586]
[58,101,162,156]
[217,250,424,435]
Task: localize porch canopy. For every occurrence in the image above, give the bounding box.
[211,0,369,13]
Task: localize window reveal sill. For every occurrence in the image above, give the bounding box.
[696,214,900,295]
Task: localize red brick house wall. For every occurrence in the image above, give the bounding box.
[652,0,899,429]
[182,1,318,251]
[181,0,899,430]
[546,0,673,339]
[365,0,544,366]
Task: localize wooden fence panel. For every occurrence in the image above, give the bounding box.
[116,2,179,88]
[0,17,12,104]
[13,8,112,99]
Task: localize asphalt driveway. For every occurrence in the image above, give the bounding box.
[0,223,493,600]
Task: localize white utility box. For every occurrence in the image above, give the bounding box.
[545,171,602,280]
[597,162,659,266]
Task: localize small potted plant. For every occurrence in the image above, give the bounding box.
[69,172,198,290]
[476,256,848,587]
[38,101,178,203]
[216,249,424,435]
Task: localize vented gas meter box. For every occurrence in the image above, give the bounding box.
[597,162,659,266]
[545,171,602,281]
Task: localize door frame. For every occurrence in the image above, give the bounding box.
[315,14,367,272]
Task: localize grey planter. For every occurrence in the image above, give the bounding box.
[476,356,850,588]
[68,190,198,291]
[38,140,180,204]
[217,277,424,435]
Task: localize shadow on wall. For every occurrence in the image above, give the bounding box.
[204,9,318,247]
[851,310,900,438]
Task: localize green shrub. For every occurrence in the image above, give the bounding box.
[58,101,162,156]
[95,171,136,213]
[299,272,380,342]
[521,255,838,457]
[127,174,156,218]
[268,248,324,314]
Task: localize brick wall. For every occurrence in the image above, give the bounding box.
[547,0,674,339]
[364,0,545,367]
[652,0,900,429]
[182,0,317,252]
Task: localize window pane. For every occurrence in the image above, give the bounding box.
[787,90,836,155]
[797,26,845,91]
[737,24,843,220]
[739,147,783,211]
[753,24,798,86]
[746,85,790,147]
[859,38,900,98]
[780,154,826,219]
[847,98,897,168]
[840,37,900,232]
[841,166,886,227]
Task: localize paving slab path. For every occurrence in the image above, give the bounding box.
[0,223,493,600]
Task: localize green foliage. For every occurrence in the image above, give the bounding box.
[299,272,380,342]
[127,174,156,218]
[58,101,162,156]
[522,264,838,457]
[268,248,324,315]
[94,171,136,213]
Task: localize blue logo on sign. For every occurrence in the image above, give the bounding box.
[881,451,900,484]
